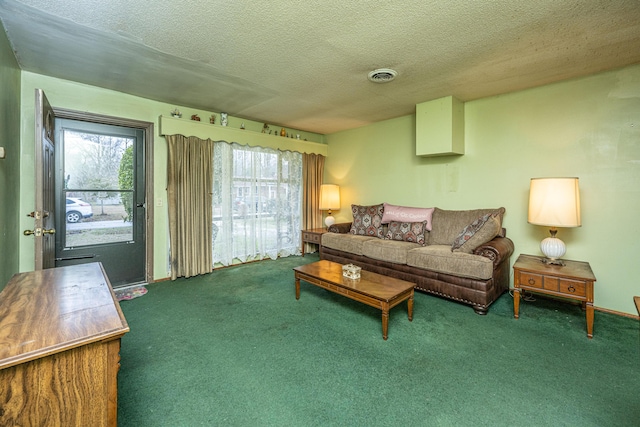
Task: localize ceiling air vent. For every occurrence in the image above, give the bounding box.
[367,68,397,83]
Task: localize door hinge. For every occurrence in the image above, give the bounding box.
[26,211,49,219]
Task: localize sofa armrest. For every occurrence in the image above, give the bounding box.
[473,236,514,267]
[327,222,352,234]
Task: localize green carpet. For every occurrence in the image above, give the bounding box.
[117,254,640,426]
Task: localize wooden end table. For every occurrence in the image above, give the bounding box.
[293,260,414,340]
[513,254,596,338]
[301,228,327,256]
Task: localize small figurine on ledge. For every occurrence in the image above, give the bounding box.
[191,114,201,121]
[262,123,270,133]
[171,108,182,118]
[209,114,216,124]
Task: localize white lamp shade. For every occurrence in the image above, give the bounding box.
[319,184,340,211]
[528,178,581,228]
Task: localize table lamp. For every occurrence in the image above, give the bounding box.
[319,184,340,228]
[528,177,581,265]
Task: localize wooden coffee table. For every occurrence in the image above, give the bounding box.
[293,260,414,340]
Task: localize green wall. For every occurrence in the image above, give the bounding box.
[0,25,22,289]
[8,41,640,314]
[325,63,640,316]
[17,72,324,281]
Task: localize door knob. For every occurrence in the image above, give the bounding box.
[23,228,55,236]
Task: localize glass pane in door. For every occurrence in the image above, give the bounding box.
[64,190,133,247]
[62,130,135,248]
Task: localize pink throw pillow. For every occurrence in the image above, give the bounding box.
[381,203,435,231]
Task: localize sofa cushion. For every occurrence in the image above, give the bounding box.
[451,213,502,253]
[381,203,435,230]
[321,233,377,256]
[407,245,495,281]
[362,239,421,265]
[428,207,505,246]
[385,221,428,245]
[349,204,384,238]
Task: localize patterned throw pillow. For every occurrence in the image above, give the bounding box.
[451,212,502,253]
[385,221,428,245]
[349,204,384,238]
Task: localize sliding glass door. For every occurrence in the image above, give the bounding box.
[212,142,302,266]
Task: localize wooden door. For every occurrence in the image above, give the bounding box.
[33,89,56,270]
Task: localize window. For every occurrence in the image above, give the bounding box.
[61,128,135,246]
[212,142,302,266]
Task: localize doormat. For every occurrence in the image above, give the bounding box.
[115,285,148,301]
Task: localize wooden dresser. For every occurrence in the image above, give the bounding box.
[0,262,129,426]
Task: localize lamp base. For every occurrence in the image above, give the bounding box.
[540,229,566,266]
[540,257,566,266]
[325,215,335,228]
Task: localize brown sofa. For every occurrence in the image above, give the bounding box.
[319,207,515,314]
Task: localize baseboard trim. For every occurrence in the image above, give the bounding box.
[595,306,639,320]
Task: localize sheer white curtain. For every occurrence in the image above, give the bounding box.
[212,142,302,266]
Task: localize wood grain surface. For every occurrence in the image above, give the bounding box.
[0,262,129,426]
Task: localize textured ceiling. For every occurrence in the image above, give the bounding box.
[1,0,640,134]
